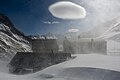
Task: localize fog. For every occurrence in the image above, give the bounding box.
[65,0,120,32]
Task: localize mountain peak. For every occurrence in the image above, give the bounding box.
[0,13,13,27]
[0,13,31,61]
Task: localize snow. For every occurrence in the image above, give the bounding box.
[0,54,120,80]
[102,22,120,36]
[0,31,31,52]
[96,22,120,40]
[0,23,31,57]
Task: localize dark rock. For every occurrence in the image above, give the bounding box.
[9,52,71,75]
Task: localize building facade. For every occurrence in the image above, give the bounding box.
[32,38,59,53]
[63,38,107,54]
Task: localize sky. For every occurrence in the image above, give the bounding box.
[0,0,120,35]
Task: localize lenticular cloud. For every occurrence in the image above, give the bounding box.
[68,29,79,32]
[49,1,86,19]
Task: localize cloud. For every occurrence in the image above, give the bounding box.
[52,21,60,24]
[43,21,60,24]
[64,0,120,32]
[43,21,51,24]
[49,1,86,20]
[82,0,120,26]
[68,29,79,32]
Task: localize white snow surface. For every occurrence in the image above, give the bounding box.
[0,54,120,80]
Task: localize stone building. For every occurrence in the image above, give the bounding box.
[63,38,107,54]
[107,40,120,56]
[9,52,71,74]
[9,37,71,74]
[32,37,59,53]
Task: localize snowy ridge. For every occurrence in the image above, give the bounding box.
[96,21,120,41]
[79,16,120,39]
[78,16,120,42]
[0,15,31,61]
[103,23,120,35]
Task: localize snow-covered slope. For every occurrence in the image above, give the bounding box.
[79,16,120,39]
[97,20,120,42]
[0,14,31,61]
[0,54,120,80]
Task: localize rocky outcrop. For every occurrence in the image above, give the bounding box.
[0,13,31,61]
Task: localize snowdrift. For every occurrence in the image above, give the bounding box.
[0,54,119,80]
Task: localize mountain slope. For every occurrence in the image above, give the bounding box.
[0,14,31,61]
[97,20,120,42]
[79,16,120,39]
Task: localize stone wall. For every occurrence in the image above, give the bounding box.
[32,39,58,53]
[9,52,71,74]
[107,40,120,56]
[63,38,107,54]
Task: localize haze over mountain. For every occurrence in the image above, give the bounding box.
[79,16,120,42]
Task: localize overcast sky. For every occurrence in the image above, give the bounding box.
[0,0,120,35]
